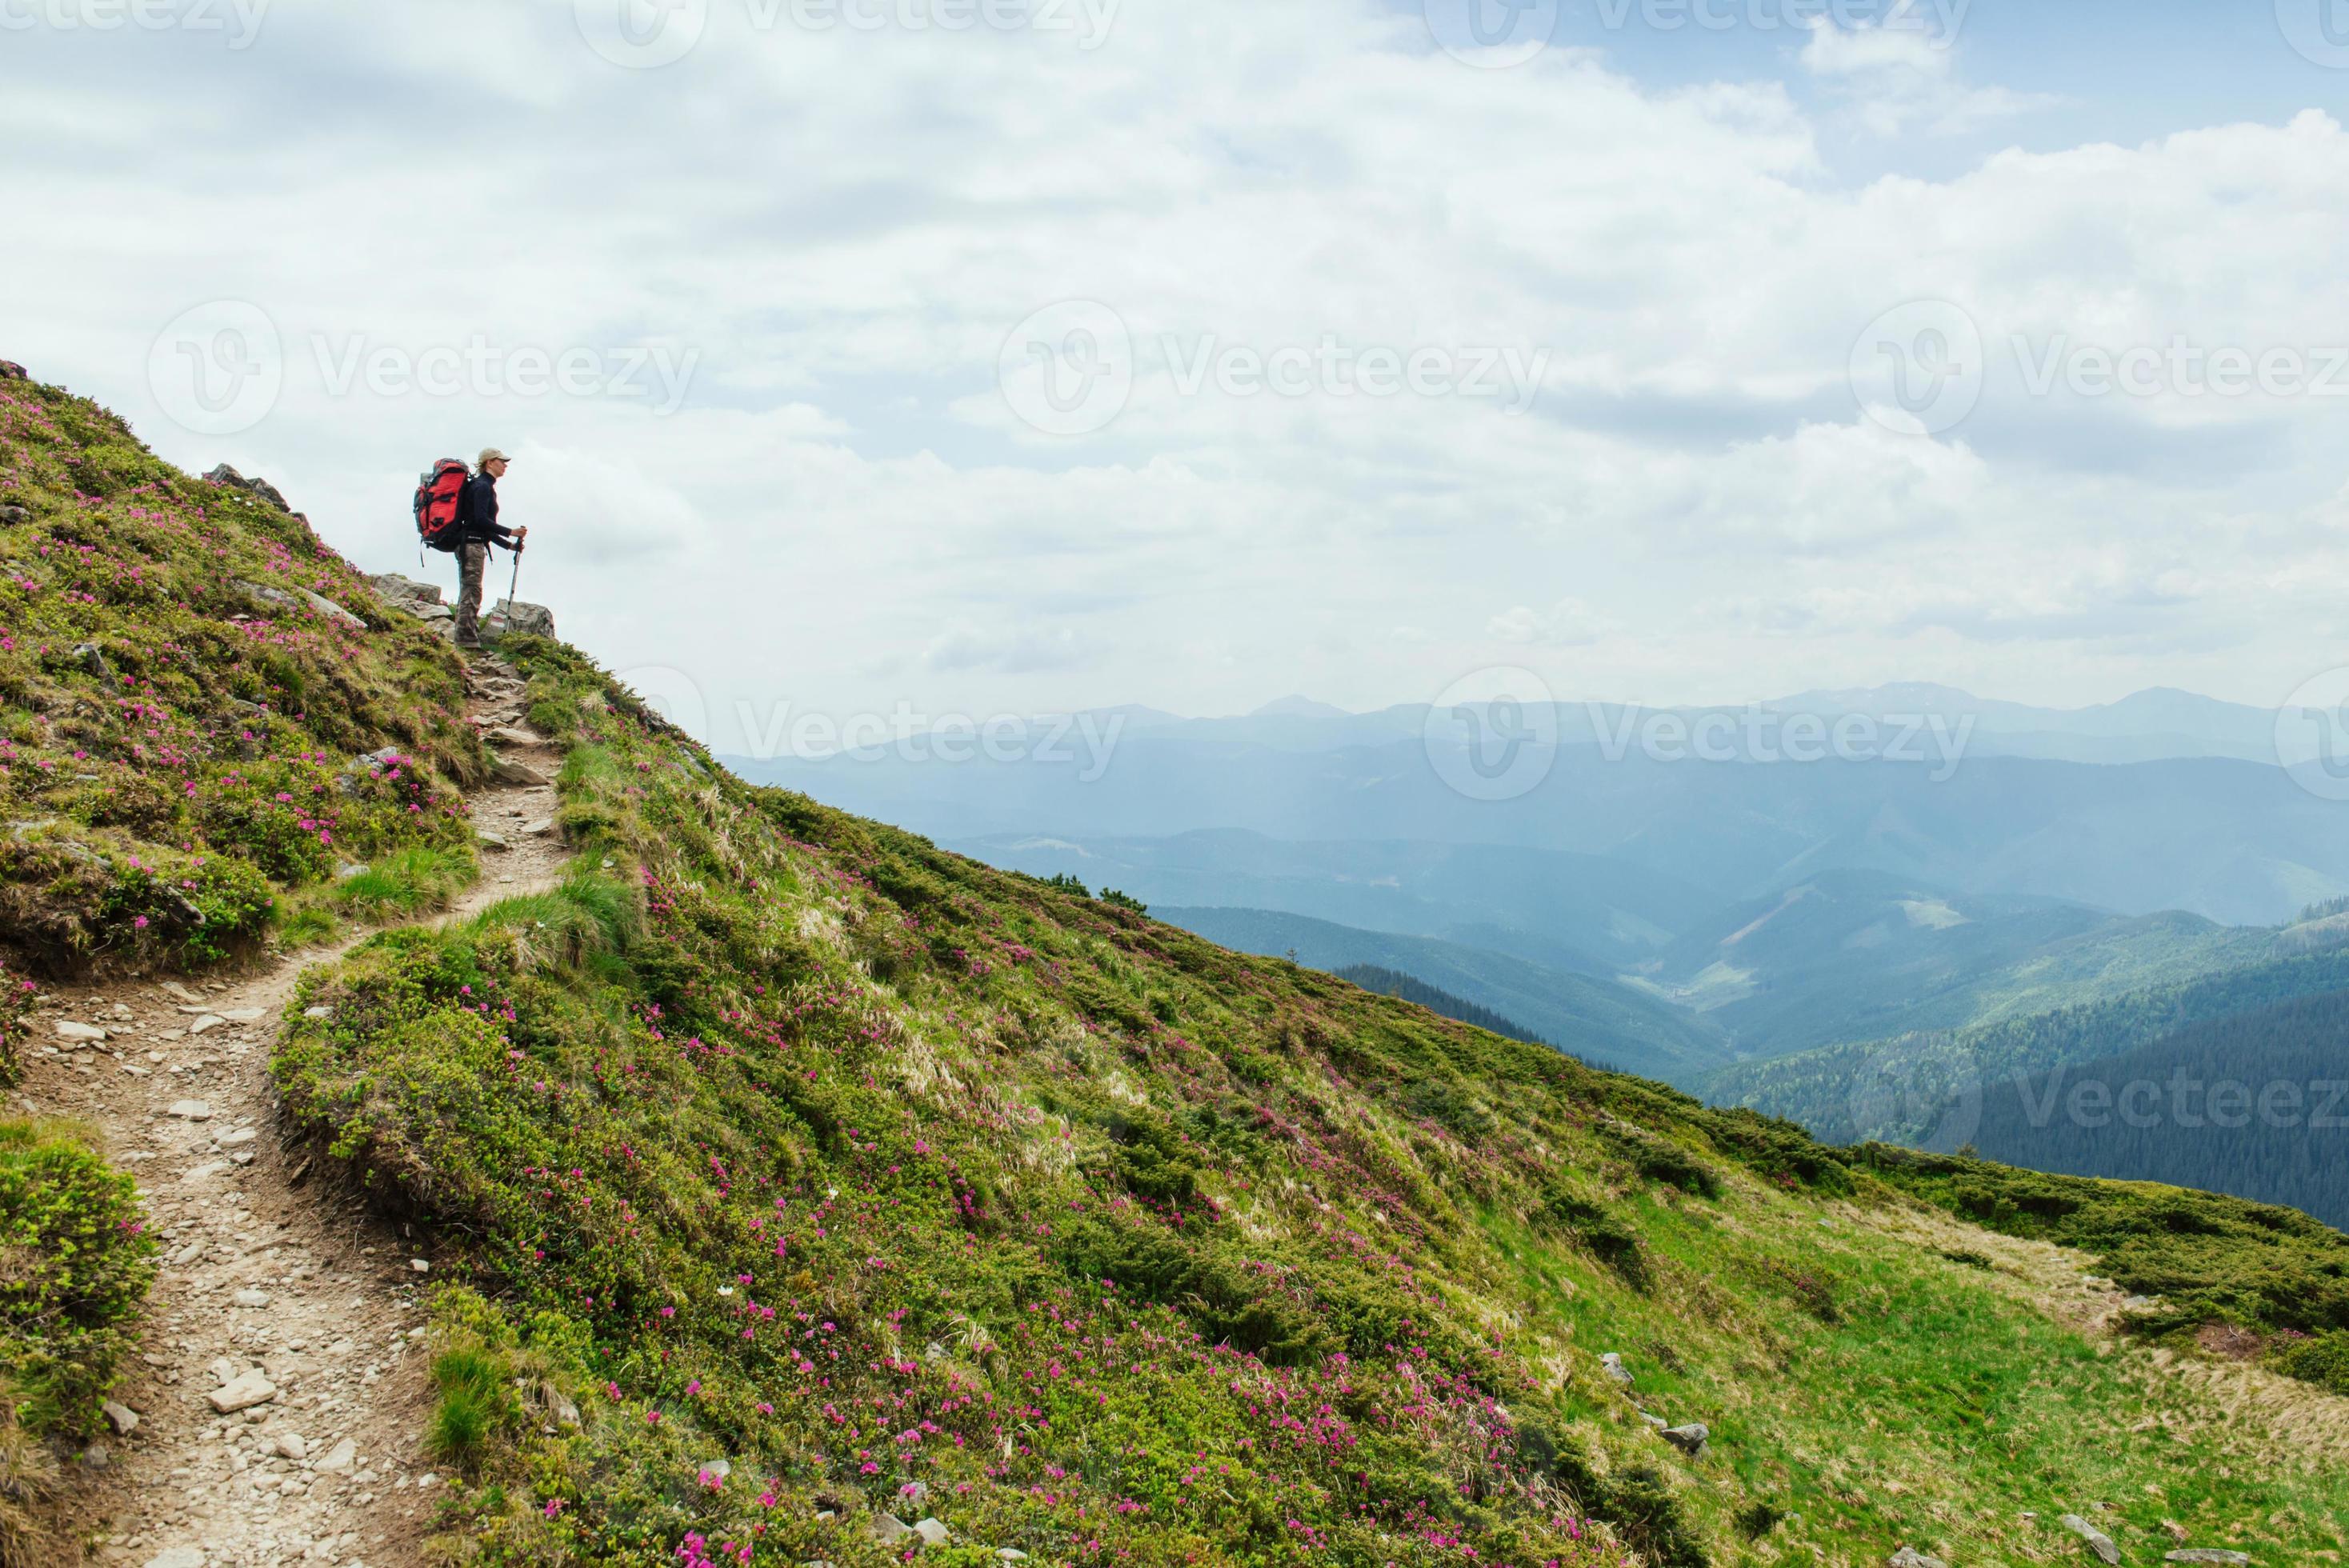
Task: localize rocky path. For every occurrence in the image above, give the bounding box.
[16,655,567,1568]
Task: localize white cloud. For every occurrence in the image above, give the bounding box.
[0,5,2343,738]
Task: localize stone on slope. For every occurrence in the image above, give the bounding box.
[208,1367,278,1413]
[2060,1515,2122,1566]
[54,1019,108,1042]
[166,1099,214,1121]
[144,1550,205,1568]
[1599,1352,1632,1386]
[314,1437,358,1473]
[914,1518,950,1546]
[102,1399,140,1434]
[1660,1423,1709,1458]
[2166,1554,2253,1565]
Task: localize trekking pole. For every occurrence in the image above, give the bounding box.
[506,547,521,610]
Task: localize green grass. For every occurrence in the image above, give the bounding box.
[329,844,474,920]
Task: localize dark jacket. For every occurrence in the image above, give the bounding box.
[458,472,519,552]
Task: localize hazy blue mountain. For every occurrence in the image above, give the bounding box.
[950,829,1713,968]
[737,741,2349,926]
[1629,869,2273,1057]
[1155,906,1732,1082]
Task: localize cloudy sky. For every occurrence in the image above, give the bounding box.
[6,0,2347,748]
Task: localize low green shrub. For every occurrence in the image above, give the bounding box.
[0,1118,157,1437]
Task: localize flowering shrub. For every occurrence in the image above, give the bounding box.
[0,377,482,974]
[0,1117,158,1436]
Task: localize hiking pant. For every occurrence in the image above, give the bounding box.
[454,543,488,644]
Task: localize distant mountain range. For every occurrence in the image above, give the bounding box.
[1152,906,1730,1082]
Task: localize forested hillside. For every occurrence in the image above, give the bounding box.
[1709,944,2349,1144]
[1332,964,1563,1054]
[1960,990,2349,1227]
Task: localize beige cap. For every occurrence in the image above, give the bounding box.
[477,447,511,468]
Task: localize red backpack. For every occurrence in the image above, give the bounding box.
[412,459,470,552]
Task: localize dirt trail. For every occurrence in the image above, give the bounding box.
[16,654,568,1568]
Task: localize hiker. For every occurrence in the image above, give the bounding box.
[453,447,527,648]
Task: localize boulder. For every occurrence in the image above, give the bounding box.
[0,505,26,526]
[207,1368,278,1414]
[102,1399,140,1435]
[369,572,445,607]
[483,598,556,640]
[1660,1423,1709,1458]
[0,360,26,381]
[873,1515,913,1546]
[1599,1352,1633,1386]
[2060,1515,2122,1566]
[491,757,552,787]
[205,464,291,512]
[914,1518,950,1547]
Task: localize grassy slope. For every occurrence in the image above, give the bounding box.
[0,370,499,1481]
[0,374,485,974]
[273,641,2349,1568]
